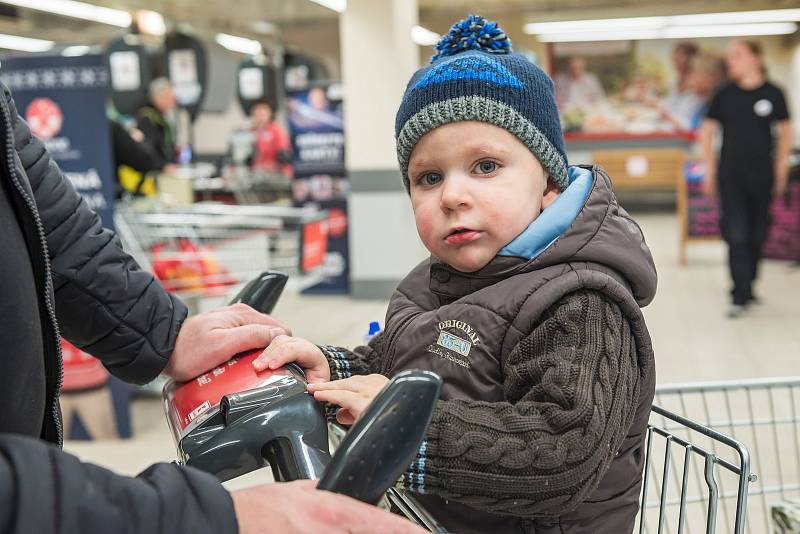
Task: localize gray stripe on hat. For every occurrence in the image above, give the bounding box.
[396,96,568,191]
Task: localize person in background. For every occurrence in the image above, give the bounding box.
[658,42,705,131]
[110,120,176,197]
[685,53,727,131]
[135,78,178,169]
[555,56,606,112]
[250,99,292,176]
[699,39,793,317]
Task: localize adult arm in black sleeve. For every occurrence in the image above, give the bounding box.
[0,434,237,534]
[2,84,187,384]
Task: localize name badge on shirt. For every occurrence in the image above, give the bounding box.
[754,99,773,117]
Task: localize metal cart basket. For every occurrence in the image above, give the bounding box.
[114,200,328,313]
[648,377,800,534]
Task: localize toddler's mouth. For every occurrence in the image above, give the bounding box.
[445,227,482,245]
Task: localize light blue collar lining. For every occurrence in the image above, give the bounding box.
[498,167,593,260]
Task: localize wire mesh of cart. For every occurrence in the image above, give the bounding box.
[639,403,753,534]
[643,377,800,534]
[114,200,329,312]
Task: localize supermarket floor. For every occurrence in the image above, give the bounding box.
[64,211,800,481]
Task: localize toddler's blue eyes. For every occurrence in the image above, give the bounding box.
[420,173,443,186]
[476,161,497,174]
[415,161,497,186]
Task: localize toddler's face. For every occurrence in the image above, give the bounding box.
[408,121,554,273]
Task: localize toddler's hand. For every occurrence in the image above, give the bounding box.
[253,335,330,384]
[307,374,390,425]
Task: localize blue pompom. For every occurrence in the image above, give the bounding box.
[431,15,511,62]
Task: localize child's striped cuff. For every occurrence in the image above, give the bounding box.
[403,439,428,495]
[319,345,354,380]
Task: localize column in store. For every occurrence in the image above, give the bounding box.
[340,0,428,298]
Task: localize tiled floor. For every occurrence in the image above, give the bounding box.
[64,211,800,483]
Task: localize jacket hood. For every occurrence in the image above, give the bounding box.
[428,165,658,306]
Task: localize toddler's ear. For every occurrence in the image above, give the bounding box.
[541,178,560,210]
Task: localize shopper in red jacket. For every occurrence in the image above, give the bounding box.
[251,99,292,175]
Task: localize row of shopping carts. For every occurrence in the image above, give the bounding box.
[114,198,329,313]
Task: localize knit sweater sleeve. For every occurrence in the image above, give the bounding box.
[399,289,642,519]
[318,332,386,381]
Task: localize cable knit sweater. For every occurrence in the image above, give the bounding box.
[320,288,640,521]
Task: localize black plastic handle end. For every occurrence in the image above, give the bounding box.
[230,271,288,313]
[317,370,443,504]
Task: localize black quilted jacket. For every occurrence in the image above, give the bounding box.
[0,83,237,533]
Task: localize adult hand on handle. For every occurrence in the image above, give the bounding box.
[165,303,291,381]
[232,480,427,534]
[252,335,331,384]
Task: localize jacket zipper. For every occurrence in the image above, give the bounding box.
[1,96,64,447]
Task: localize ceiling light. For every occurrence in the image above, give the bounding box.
[252,20,278,35]
[135,10,166,36]
[526,16,668,34]
[536,22,798,43]
[309,0,346,13]
[672,9,800,26]
[411,25,440,46]
[526,8,800,42]
[536,29,665,43]
[2,0,132,27]
[666,22,798,39]
[61,45,91,56]
[215,33,262,55]
[0,33,54,52]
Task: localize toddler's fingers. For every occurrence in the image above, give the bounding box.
[307,377,361,392]
[336,409,356,425]
[252,335,292,371]
[305,371,331,385]
[313,389,361,409]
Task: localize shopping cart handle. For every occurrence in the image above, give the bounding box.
[317,370,442,504]
[230,271,288,314]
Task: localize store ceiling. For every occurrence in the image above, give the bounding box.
[0,0,796,47]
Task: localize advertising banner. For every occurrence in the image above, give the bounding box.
[0,53,116,228]
[287,83,350,294]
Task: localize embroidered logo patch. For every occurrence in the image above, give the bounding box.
[414,55,523,90]
[426,319,481,368]
[436,331,472,357]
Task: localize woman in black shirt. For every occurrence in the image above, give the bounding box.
[699,39,792,317]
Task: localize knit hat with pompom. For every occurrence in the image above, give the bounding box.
[395,15,567,191]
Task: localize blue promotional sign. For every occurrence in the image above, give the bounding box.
[0,53,116,228]
[288,83,350,294]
